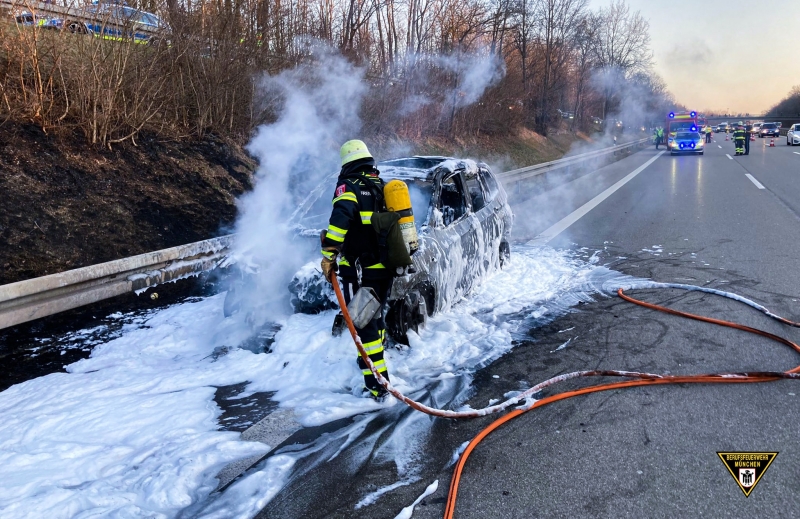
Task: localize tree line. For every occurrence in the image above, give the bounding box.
[766,86,800,118]
[0,0,675,145]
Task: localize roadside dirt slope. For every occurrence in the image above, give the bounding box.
[0,124,254,285]
[0,122,598,286]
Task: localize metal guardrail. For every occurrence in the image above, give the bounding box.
[0,235,233,330]
[0,0,161,36]
[0,139,651,330]
[497,137,650,183]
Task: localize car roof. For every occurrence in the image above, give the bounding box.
[378,156,484,182]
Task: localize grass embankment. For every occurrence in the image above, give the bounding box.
[373,128,594,171]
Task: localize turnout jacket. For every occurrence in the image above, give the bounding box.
[321,159,388,275]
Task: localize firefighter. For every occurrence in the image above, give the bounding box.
[705,124,712,143]
[744,121,752,155]
[733,122,746,156]
[321,140,393,401]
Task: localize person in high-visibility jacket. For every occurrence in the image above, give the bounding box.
[744,121,752,155]
[321,140,392,400]
[733,122,746,156]
[655,127,664,149]
[704,124,712,143]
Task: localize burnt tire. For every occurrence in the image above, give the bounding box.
[386,291,426,345]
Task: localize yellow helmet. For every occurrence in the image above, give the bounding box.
[340,140,372,166]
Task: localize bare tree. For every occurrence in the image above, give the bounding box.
[532,0,587,135]
[591,0,653,119]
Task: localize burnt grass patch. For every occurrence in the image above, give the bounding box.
[0,123,255,285]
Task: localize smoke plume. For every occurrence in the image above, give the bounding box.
[231,45,366,320]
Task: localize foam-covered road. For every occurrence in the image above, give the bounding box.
[3,137,800,519]
[398,136,800,518]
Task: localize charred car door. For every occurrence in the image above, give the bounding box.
[426,168,478,311]
[462,165,503,281]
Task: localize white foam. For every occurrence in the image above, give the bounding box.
[0,246,635,518]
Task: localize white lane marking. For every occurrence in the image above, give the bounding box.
[726,154,733,160]
[718,145,722,148]
[528,151,666,245]
[794,152,800,155]
[745,174,765,190]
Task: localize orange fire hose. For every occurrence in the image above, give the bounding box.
[443,288,800,518]
[330,273,800,517]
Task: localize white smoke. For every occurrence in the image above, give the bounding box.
[228,45,506,323]
[231,45,367,320]
[395,49,505,117]
[508,65,675,241]
[437,50,505,109]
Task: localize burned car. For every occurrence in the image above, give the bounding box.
[287,157,513,343]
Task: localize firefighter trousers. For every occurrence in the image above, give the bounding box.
[341,276,392,395]
[734,138,745,155]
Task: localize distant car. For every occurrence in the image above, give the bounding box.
[759,123,780,138]
[750,123,763,134]
[228,157,514,344]
[557,110,575,120]
[14,11,62,29]
[669,131,704,155]
[62,4,167,44]
[715,123,729,133]
[787,124,800,146]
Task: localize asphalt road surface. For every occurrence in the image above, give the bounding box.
[253,136,800,518]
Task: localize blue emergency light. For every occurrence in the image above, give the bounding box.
[690,111,697,117]
[669,112,675,118]
[690,126,697,132]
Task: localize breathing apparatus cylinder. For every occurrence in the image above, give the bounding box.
[383,179,419,256]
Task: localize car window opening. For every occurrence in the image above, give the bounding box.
[439,174,468,226]
[465,173,486,211]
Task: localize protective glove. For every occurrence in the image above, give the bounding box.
[321,247,339,283]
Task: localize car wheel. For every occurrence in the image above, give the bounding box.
[386,291,427,345]
[700,151,704,155]
[66,21,86,34]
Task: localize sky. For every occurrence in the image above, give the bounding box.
[589,0,800,114]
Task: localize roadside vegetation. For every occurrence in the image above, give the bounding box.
[766,85,800,117]
[1,0,673,146]
[0,0,675,283]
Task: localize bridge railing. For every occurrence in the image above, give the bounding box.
[0,138,652,330]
